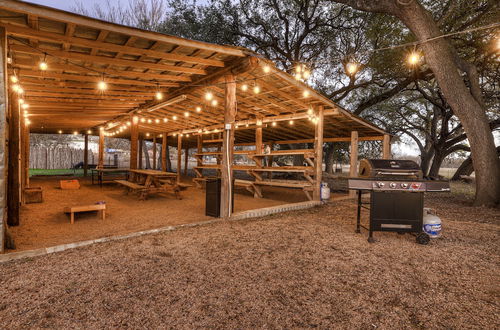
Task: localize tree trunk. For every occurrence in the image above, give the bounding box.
[333,0,500,206]
[428,152,444,178]
[452,147,500,181]
[142,140,151,169]
[420,149,434,177]
[325,143,335,174]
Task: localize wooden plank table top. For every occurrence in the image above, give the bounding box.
[127,169,181,200]
[91,167,130,173]
[129,169,177,177]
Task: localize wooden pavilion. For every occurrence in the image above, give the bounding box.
[0,0,390,252]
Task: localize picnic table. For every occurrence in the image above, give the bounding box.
[91,167,130,187]
[115,169,181,200]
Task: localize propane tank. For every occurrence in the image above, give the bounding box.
[423,208,442,238]
[321,182,331,201]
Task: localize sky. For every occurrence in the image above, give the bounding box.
[23,0,127,12]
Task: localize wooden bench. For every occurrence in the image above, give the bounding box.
[251,180,313,200]
[63,204,106,224]
[159,180,192,190]
[115,180,146,191]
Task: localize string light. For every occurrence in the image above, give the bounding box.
[253,85,261,94]
[10,76,18,83]
[147,119,152,124]
[345,62,359,76]
[140,118,146,123]
[97,79,107,91]
[303,90,310,98]
[211,99,218,107]
[245,124,249,127]
[155,91,163,100]
[17,87,24,94]
[39,54,48,71]
[205,91,213,101]
[163,118,168,123]
[155,118,160,123]
[25,119,31,125]
[159,134,163,138]
[173,115,177,120]
[196,106,201,113]
[21,103,29,110]
[184,111,190,117]
[294,64,311,81]
[19,99,24,104]
[263,65,271,73]
[87,130,92,134]
[58,130,62,134]
[272,122,277,127]
[126,121,131,126]
[256,119,263,126]
[241,84,248,92]
[12,84,19,92]
[289,120,294,125]
[407,51,422,66]
[73,131,78,135]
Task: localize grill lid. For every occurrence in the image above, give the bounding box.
[359,159,423,179]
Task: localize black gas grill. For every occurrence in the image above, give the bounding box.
[348,159,450,244]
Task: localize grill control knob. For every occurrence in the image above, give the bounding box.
[389,182,397,189]
[377,182,385,188]
[401,183,408,189]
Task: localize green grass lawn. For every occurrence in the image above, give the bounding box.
[29,169,85,176]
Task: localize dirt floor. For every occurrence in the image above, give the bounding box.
[0,188,498,328]
[11,176,340,251]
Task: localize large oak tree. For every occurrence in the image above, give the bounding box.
[331,0,500,206]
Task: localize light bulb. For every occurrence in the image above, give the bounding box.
[303,90,310,98]
[22,103,29,109]
[146,133,150,137]
[205,91,213,101]
[196,106,201,112]
[58,130,62,134]
[127,121,131,126]
[73,131,78,135]
[302,70,311,79]
[241,84,248,92]
[253,85,260,94]
[295,65,301,73]
[173,115,177,120]
[17,87,24,94]
[140,118,146,123]
[346,62,358,75]
[19,99,24,104]
[155,91,163,100]
[211,99,218,107]
[163,118,168,122]
[39,61,48,71]
[263,65,271,73]
[289,120,294,125]
[98,80,107,90]
[184,112,189,117]
[147,119,152,123]
[155,118,160,123]
[87,130,92,134]
[272,122,277,127]
[407,52,421,66]
[295,73,302,80]
[10,76,18,83]
[12,84,19,92]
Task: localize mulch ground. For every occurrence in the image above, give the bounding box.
[0,193,499,328]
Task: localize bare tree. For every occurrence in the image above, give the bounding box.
[72,0,167,31]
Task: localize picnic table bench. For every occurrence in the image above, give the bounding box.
[63,204,106,224]
[115,169,182,200]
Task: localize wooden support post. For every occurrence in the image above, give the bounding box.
[161,133,167,171]
[7,96,20,226]
[83,133,88,176]
[184,147,189,175]
[0,27,7,251]
[130,115,138,169]
[382,134,391,159]
[98,127,104,169]
[221,74,236,218]
[152,134,157,170]
[177,134,182,183]
[23,121,29,189]
[313,106,324,201]
[197,135,202,167]
[349,131,359,198]
[138,135,143,169]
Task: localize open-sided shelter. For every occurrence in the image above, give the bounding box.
[0,0,390,252]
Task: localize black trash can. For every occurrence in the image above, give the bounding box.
[205,177,234,217]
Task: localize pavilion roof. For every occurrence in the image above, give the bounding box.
[0,0,386,145]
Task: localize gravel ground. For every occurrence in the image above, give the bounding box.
[0,194,499,328]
